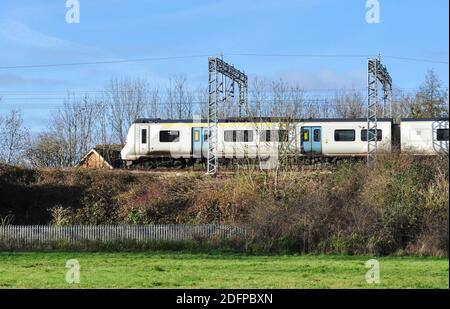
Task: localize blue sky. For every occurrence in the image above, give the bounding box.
[0,0,448,132]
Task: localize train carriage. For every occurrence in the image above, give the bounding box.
[400,118,449,155]
[121,118,400,167]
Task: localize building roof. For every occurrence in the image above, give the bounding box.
[76,145,123,169]
[400,117,449,122]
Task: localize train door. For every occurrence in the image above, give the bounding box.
[301,126,322,155]
[139,124,150,154]
[202,128,210,157]
[192,127,209,157]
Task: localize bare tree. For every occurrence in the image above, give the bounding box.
[0,96,3,131]
[391,88,416,121]
[248,78,305,119]
[319,98,333,118]
[0,109,29,165]
[149,87,161,119]
[220,93,238,119]
[304,97,325,119]
[105,77,150,144]
[95,99,113,148]
[331,91,365,119]
[269,79,292,117]
[289,83,304,118]
[249,76,268,117]
[165,75,194,119]
[195,86,209,119]
[26,132,65,168]
[411,69,449,118]
[45,94,101,167]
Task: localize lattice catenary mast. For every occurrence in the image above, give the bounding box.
[367,56,392,164]
[207,57,248,175]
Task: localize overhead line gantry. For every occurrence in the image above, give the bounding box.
[367,55,392,164]
[207,57,248,175]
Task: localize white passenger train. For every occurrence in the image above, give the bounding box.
[400,118,449,155]
[120,117,449,167]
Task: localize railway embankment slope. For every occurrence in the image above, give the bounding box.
[0,154,448,256]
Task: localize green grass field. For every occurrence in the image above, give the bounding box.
[0,252,448,288]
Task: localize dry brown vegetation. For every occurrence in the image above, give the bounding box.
[0,154,448,256]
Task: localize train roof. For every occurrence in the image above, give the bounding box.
[401,117,449,122]
[134,117,394,124]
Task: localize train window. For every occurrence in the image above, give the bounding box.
[224,130,254,142]
[239,130,253,142]
[302,129,310,142]
[203,131,210,141]
[224,130,233,142]
[141,129,147,144]
[334,130,355,142]
[437,129,449,141]
[361,129,382,141]
[313,129,321,142]
[236,130,245,142]
[224,130,235,142]
[246,130,254,142]
[159,130,180,142]
[262,130,271,142]
[194,131,200,142]
[260,130,289,142]
[279,130,289,142]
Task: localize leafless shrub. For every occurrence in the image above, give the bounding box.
[0,213,14,226]
[26,132,66,168]
[48,205,73,226]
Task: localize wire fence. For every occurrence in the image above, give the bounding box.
[0,224,246,245]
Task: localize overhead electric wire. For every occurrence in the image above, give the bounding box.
[383,55,449,64]
[0,86,443,95]
[0,54,217,70]
[0,53,447,112]
[0,52,448,71]
[224,53,449,64]
[0,86,441,105]
[225,53,373,58]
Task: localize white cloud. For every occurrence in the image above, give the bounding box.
[0,73,68,86]
[279,68,366,90]
[0,20,69,50]
[0,19,103,56]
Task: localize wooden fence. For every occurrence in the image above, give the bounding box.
[0,225,246,246]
